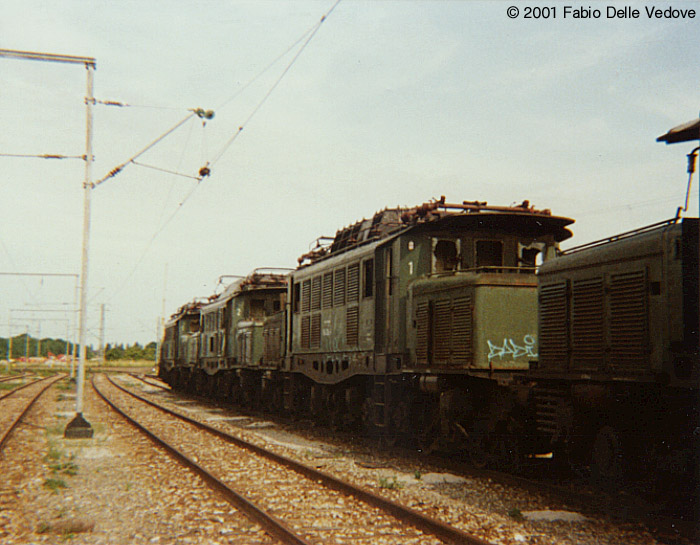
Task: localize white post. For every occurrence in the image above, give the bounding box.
[73,61,94,420]
[99,303,105,365]
[7,315,11,371]
[65,59,96,437]
[71,275,78,377]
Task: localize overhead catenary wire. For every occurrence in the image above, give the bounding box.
[100,0,342,305]
[97,179,202,304]
[209,0,342,167]
[92,108,213,188]
[130,160,201,181]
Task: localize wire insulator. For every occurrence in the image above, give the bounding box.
[193,108,215,120]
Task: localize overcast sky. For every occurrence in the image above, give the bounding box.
[1,0,698,347]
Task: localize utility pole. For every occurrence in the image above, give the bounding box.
[99,303,106,365]
[7,316,12,371]
[0,48,96,439]
[155,264,167,370]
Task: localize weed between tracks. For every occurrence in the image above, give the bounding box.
[378,475,404,489]
[508,507,524,520]
[43,478,68,493]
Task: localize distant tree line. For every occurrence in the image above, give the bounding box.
[0,335,156,361]
[0,334,88,359]
[104,342,156,361]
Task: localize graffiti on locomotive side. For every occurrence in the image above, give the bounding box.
[487,335,537,361]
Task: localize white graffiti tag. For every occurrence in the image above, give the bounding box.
[487,335,537,361]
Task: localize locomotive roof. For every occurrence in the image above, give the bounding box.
[165,299,204,326]
[201,268,290,311]
[539,218,687,276]
[297,196,574,266]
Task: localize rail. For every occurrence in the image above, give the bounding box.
[0,374,65,451]
[93,375,313,545]
[107,373,493,545]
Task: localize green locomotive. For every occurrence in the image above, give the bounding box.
[532,217,699,488]
[279,197,573,465]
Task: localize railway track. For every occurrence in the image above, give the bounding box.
[0,374,65,451]
[130,372,170,390]
[0,373,33,384]
[94,373,491,545]
[128,373,699,543]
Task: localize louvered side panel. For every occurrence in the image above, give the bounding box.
[347,264,360,302]
[334,268,346,306]
[301,315,310,350]
[301,280,311,313]
[346,306,359,346]
[311,276,322,311]
[415,302,429,365]
[571,277,604,369]
[311,313,321,349]
[609,270,648,369]
[322,273,333,309]
[433,299,452,364]
[451,296,473,365]
[538,282,568,369]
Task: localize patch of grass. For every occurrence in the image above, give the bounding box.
[45,446,62,462]
[0,382,18,390]
[50,460,79,477]
[46,424,65,435]
[43,478,68,493]
[508,508,524,521]
[55,381,74,391]
[413,470,422,480]
[45,447,79,477]
[378,476,404,490]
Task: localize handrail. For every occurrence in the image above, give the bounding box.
[561,218,678,256]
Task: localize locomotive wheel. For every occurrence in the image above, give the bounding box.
[493,434,522,473]
[361,397,377,436]
[591,425,624,490]
[466,432,489,469]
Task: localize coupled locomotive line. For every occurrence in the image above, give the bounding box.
[107,374,493,545]
[0,374,65,452]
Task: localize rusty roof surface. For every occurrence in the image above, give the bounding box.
[298,196,574,266]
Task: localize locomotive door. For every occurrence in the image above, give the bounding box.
[375,243,399,356]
